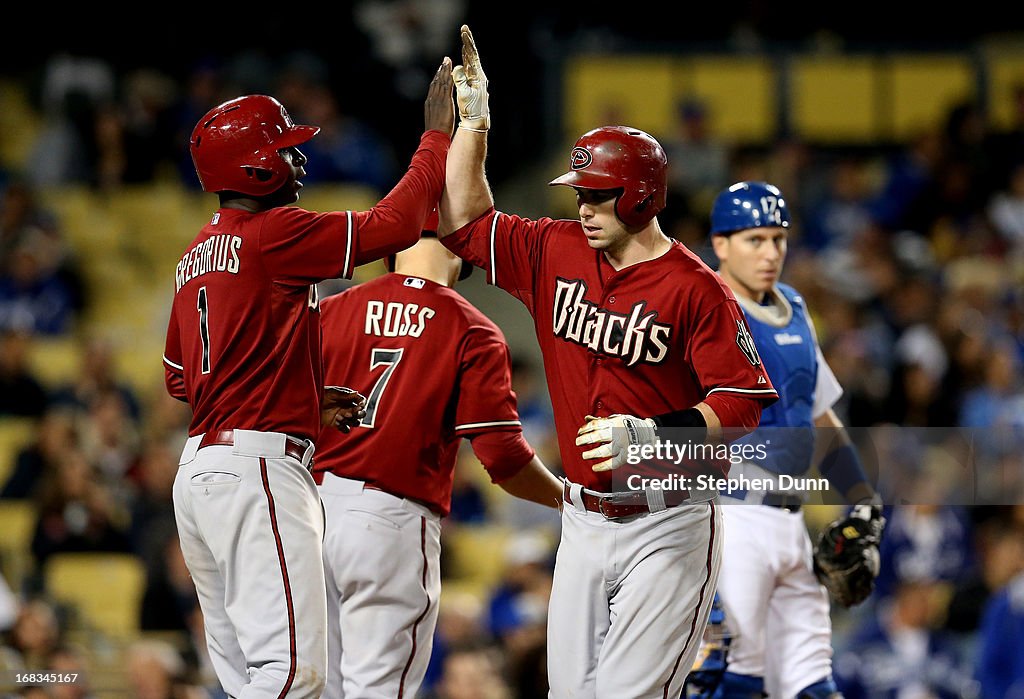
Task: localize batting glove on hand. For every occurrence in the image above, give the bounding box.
[321,386,367,433]
[575,414,657,472]
[453,24,490,131]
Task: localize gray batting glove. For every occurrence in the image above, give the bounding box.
[575,414,658,472]
[453,24,490,131]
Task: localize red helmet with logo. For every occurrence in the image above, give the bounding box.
[189,94,319,197]
[549,125,668,227]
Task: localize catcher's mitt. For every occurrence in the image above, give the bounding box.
[813,500,886,608]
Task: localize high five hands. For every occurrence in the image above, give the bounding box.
[453,25,490,131]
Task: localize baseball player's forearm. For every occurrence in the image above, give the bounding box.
[439,128,492,238]
[353,131,451,265]
[814,409,877,504]
[496,456,564,509]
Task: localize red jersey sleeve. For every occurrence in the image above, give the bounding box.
[453,321,524,439]
[686,294,778,414]
[350,130,450,266]
[443,209,563,314]
[162,306,187,401]
[453,318,530,483]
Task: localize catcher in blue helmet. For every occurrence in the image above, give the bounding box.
[685,181,885,699]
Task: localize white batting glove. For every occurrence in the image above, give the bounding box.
[575,414,657,472]
[453,24,490,131]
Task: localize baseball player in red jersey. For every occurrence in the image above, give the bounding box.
[312,209,563,699]
[437,27,779,698]
[162,62,454,699]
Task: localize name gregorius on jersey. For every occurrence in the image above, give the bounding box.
[175,234,242,292]
[364,301,437,338]
[552,278,670,366]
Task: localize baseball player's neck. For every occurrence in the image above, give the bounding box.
[603,224,672,271]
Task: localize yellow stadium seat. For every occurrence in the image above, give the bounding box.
[444,524,513,596]
[27,335,82,390]
[44,552,147,640]
[296,183,381,214]
[0,500,37,586]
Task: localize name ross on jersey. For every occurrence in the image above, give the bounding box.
[552,278,671,366]
[176,234,242,292]
[365,301,436,338]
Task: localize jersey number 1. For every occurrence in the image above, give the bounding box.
[360,348,404,428]
[197,287,211,374]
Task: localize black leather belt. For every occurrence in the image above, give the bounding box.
[199,430,310,467]
[761,493,803,512]
[563,481,692,521]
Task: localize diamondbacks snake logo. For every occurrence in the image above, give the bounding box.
[570,147,592,170]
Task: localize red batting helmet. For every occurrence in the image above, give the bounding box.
[189,95,319,197]
[549,125,668,227]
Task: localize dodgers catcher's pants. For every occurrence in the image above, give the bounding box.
[548,482,723,699]
[319,473,442,699]
[717,503,833,698]
[173,430,326,699]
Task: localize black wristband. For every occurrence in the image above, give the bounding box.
[650,408,707,443]
[650,408,706,429]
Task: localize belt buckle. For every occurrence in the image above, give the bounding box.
[597,492,639,520]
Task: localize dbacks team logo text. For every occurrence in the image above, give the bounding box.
[552,278,671,366]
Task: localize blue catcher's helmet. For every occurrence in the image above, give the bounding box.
[710,181,790,236]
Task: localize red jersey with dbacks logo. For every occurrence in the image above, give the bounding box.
[163,206,368,442]
[313,274,525,516]
[442,209,779,491]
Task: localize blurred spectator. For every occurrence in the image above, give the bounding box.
[426,640,512,699]
[76,387,140,501]
[117,69,180,185]
[485,534,551,697]
[973,569,1024,699]
[833,576,980,698]
[870,128,945,233]
[1,407,78,501]
[124,637,206,699]
[801,156,878,253]
[26,54,116,189]
[987,161,1024,258]
[875,505,976,603]
[422,591,487,696]
[29,448,131,569]
[0,324,49,419]
[139,534,197,634]
[0,237,79,336]
[662,97,731,218]
[289,83,398,193]
[46,643,97,699]
[50,336,141,421]
[447,449,490,525]
[0,180,86,316]
[945,516,1024,634]
[958,340,1024,430]
[0,598,62,671]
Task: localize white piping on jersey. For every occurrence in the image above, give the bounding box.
[706,386,778,396]
[163,355,184,371]
[343,211,353,279]
[735,288,793,328]
[488,211,499,286]
[454,419,522,431]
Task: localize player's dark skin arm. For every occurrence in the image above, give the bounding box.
[498,456,564,509]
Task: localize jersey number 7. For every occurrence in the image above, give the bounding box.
[360,348,405,428]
